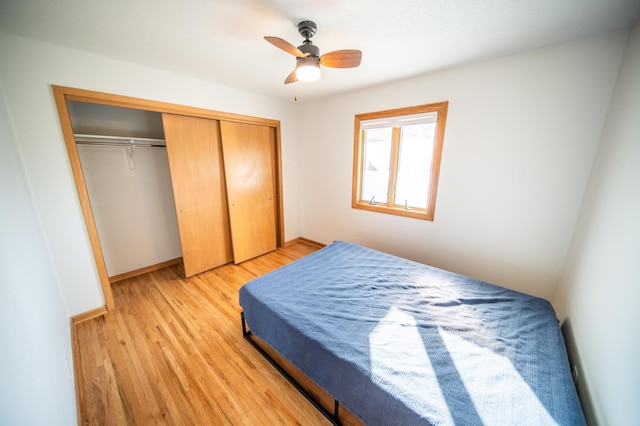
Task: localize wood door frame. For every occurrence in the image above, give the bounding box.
[52,85,285,312]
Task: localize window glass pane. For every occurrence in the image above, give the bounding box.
[362,127,392,204]
[394,123,436,208]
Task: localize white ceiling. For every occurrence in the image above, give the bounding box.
[1,0,640,102]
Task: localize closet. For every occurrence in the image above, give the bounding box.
[54,86,284,310]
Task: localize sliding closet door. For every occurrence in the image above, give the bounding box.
[163,114,232,276]
[220,121,277,263]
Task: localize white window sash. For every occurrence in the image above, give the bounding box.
[360,112,438,130]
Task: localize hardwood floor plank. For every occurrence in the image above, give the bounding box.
[75,242,332,425]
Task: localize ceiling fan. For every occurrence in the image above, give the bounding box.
[265,20,362,84]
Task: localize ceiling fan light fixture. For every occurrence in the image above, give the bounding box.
[265,20,361,85]
[296,57,321,82]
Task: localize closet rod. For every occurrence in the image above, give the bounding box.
[75,141,166,148]
[74,133,166,147]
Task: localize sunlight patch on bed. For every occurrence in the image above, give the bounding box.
[438,327,558,425]
[369,306,455,425]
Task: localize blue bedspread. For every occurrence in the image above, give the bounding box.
[239,241,585,425]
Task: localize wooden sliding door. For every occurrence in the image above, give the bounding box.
[220,121,277,263]
[163,114,232,276]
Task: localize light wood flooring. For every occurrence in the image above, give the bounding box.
[74,241,337,425]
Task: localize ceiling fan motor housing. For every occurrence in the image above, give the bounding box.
[298,43,320,58]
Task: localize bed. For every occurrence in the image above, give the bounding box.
[239,241,585,425]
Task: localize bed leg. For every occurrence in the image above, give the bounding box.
[241,311,249,337]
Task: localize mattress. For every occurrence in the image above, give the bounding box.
[239,241,585,425]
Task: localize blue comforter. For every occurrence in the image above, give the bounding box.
[239,241,585,425]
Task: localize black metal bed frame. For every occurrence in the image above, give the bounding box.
[241,312,342,425]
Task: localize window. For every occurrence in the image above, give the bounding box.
[352,102,448,220]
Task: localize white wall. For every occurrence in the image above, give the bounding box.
[70,102,182,277]
[0,33,300,316]
[297,32,627,301]
[553,22,640,426]
[78,145,182,276]
[0,81,77,424]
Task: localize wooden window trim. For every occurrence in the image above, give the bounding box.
[352,101,448,221]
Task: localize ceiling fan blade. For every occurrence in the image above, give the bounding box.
[284,69,297,84]
[264,36,304,57]
[320,49,362,68]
